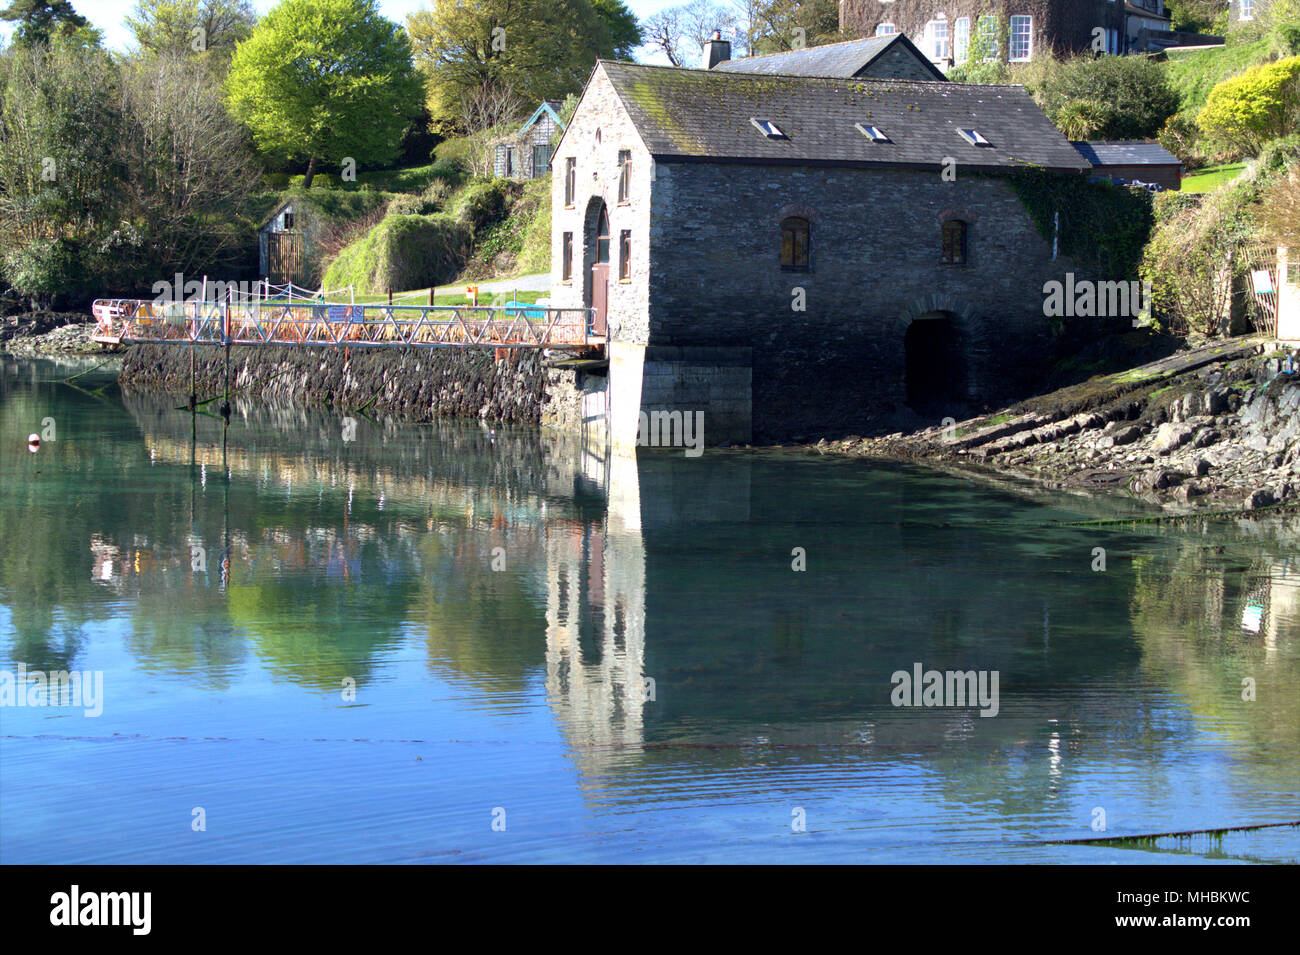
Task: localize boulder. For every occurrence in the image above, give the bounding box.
[1152,423,1192,455]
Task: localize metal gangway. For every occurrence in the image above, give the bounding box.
[91,295,599,350]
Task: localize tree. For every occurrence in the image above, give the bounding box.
[116,53,260,278]
[749,0,839,54]
[126,0,257,58]
[590,0,641,60]
[1165,0,1227,33]
[1038,55,1180,140]
[408,0,614,133]
[0,39,119,300]
[1197,55,1300,154]
[226,0,423,186]
[643,0,736,67]
[0,0,88,46]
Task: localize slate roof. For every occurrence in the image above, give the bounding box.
[1072,141,1181,167]
[712,34,947,82]
[600,61,1091,174]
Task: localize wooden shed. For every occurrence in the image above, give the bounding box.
[492,101,566,180]
[1072,141,1184,191]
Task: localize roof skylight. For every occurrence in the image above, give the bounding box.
[856,123,891,143]
[958,128,992,147]
[751,117,787,139]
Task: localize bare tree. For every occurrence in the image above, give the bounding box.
[643,6,688,66]
[643,1,738,66]
[116,52,260,275]
[459,79,524,136]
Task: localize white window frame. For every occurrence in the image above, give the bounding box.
[954,17,970,64]
[1241,0,1254,20]
[975,16,999,62]
[1009,15,1032,62]
[875,23,897,36]
[927,19,950,60]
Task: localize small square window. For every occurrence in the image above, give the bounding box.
[958,128,992,147]
[751,117,786,139]
[282,210,295,230]
[856,123,890,143]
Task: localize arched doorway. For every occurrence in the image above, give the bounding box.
[904,313,963,410]
[583,199,611,336]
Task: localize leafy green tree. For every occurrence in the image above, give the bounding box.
[126,0,256,58]
[0,0,89,46]
[1197,55,1300,153]
[226,0,423,186]
[408,0,614,132]
[0,39,120,301]
[749,0,839,54]
[590,0,640,60]
[1038,55,1180,140]
[1165,0,1227,33]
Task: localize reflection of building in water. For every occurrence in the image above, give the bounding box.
[544,447,648,770]
[1246,560,1300,662]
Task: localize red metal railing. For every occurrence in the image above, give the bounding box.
[91,299,597,349]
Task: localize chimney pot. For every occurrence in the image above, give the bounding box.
[704,31,731,69]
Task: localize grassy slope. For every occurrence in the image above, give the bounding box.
[1165,38,1276,112]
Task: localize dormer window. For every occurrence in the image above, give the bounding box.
[856,123,891,143]
[751,118,786,139]
[958,128,992,147]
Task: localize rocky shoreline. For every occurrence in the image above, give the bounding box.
[0,311,101,355]
[815,337,1300,512]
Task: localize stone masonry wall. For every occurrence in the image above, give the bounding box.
[120,344,546,424]
[549,67,653,345]
[647,161,1086,438]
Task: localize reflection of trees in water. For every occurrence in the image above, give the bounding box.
[1130,533,1300,762]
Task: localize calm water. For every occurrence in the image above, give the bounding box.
[2,355,1298,864]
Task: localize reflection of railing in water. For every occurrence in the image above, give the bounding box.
[91,298,598,349]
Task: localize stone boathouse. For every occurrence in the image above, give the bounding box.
[546,60,1092,449]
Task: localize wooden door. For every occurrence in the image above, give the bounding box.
[590,263,609,336]
[267,232,303,285]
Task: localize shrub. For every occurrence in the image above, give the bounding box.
[1158,112,1206,168]
[386,193,439,216]
[454,178,517,231]
[1038,55,1180,140]
[1140,180,1262,336]
[1197,56,1300,154]
[1257,134,1300,175]
[321,213,472,294]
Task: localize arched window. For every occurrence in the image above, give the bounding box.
[596,205,610,264]
[781,217,810,271]
[941,219,967,265]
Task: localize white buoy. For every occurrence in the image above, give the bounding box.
[27,433,39,452]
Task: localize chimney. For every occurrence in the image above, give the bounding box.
[703,29,731,69]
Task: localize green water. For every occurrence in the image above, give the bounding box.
[1,355,1298,863]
